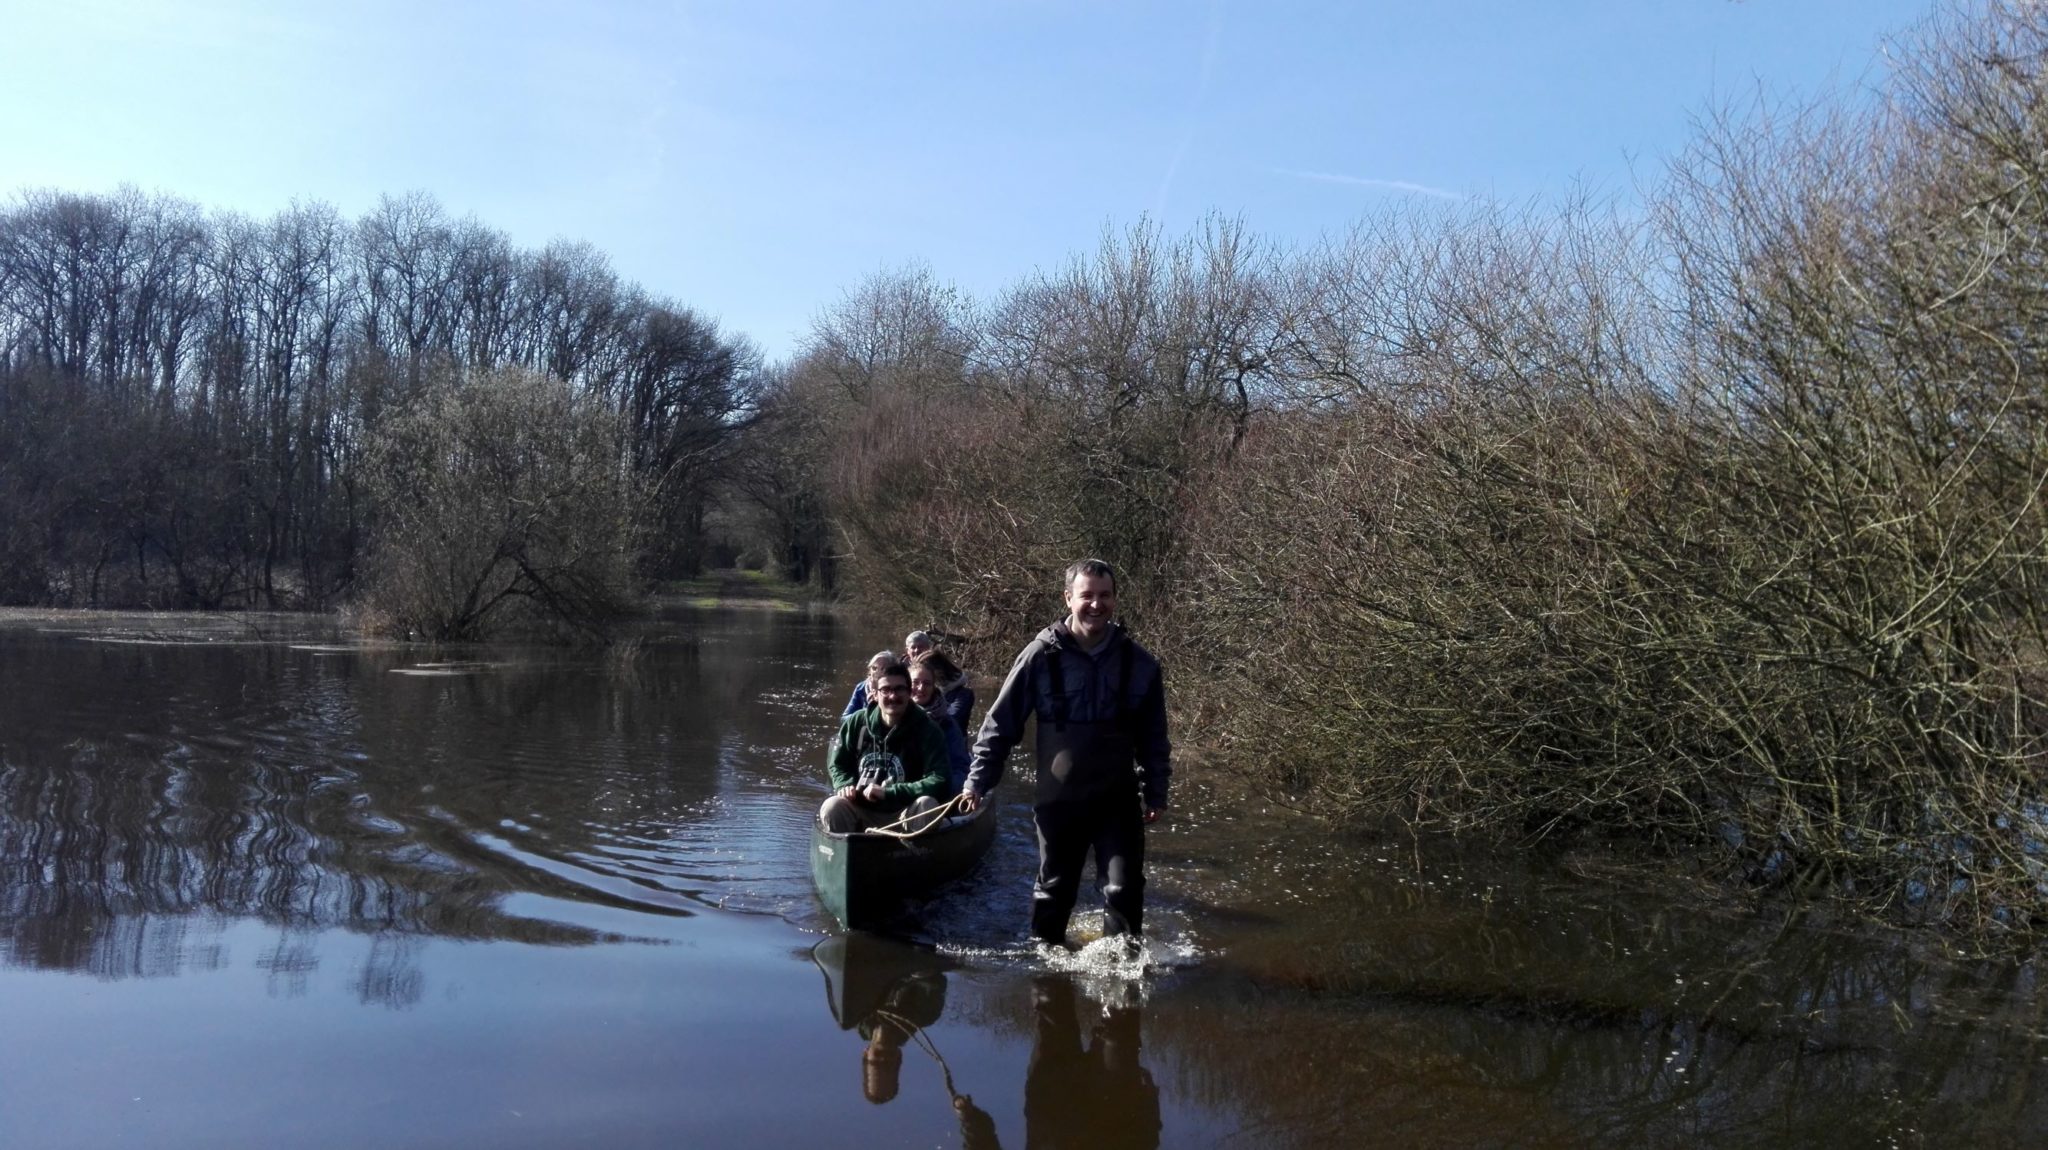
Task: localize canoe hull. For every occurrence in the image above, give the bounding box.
[811,805,997,930]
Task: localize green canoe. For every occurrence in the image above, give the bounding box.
[809,933,951,1028]
[811,804,998,930]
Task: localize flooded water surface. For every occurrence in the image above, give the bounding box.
[1,606,2043,1148]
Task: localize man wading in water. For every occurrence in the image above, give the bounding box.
[958,559,1172,947]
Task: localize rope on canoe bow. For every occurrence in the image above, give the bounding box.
[861,792,966,839]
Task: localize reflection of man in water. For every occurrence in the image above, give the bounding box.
[844,969,1159,1150]
[1023,976,1161,1150]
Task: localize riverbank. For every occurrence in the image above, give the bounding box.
[0,568,825,634]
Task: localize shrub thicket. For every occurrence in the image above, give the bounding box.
[360,366,647,641]
[732,1,2048,930]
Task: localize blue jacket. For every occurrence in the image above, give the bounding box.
[937,677,976,744]
[922,700,972,792]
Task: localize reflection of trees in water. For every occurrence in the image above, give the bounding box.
[1137,882,2048,1145]
[0,907,232,981]
[257,931,320,998]
[0,610,851,980]
[353,933,427,1010]
[1148,979,2048,1146]
[1107,801,2048,1146]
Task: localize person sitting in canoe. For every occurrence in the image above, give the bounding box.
[841,649,905,717]
[820,661,951,833]
[909,654,972,795]
[855,968,946,1104]
[851,966,1001,1150]
[911,646,976,736]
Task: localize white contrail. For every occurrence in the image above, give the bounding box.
[1155,0,1228,215]
[1271,168,1469,201]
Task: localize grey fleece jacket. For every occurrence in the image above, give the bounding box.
[965,620,1172,809]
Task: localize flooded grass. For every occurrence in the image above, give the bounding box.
[656,568,817,611]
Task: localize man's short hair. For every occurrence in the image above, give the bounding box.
[873,661,912,689]
[1063,558,1116,593]
[905,630,935,650]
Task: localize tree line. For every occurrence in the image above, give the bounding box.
[739,0,2048,931]
[0,188,756,633]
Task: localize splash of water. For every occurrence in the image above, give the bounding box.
[938,908,1208,1004]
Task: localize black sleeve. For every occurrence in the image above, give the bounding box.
[966,642,1040,794]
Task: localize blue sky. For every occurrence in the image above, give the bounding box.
[1,0,1936,359]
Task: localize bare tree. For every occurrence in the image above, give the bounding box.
[360,365,647,640]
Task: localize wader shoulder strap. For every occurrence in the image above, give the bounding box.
[1118,640,1134,721]
[1044,641,1068,732]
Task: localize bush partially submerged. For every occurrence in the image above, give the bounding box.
[1192,1,2048,929]
[360,366,647,641]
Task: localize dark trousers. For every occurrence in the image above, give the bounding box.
[1031,793,1145,943]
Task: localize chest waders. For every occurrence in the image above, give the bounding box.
[1030,640,1148,944]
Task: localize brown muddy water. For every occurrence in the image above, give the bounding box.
[1,604,2043,1148]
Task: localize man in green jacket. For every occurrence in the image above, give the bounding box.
[819,661,951,833]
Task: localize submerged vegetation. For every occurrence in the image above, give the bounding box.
[359,366,649,640]
[4,1,2046,928]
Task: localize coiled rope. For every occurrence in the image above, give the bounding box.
[861,792,967,839]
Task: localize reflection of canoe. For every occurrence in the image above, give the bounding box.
[810,934,951,1028]
[811,804,997,930]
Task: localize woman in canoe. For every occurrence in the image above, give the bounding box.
[912,648,976,739]
[909,654,972,795]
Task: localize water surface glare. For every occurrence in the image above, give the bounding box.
[1,606,2043,1147]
